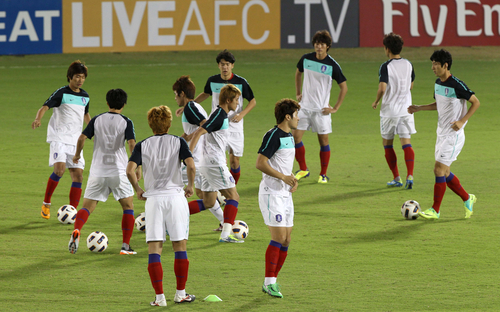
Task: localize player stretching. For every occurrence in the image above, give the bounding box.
[408,49,480,219]
[188,84,244,243]
[294,30,348,184]
[127,106,196,306]
[256,99,300,298]
[372,33,416,189]
[32,60,90,218]
[68,89,138,255]
[193,49,256,184]
[173,76,224,227]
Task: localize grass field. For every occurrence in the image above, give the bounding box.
[1,46,499,311]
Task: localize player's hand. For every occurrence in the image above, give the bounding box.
[137,188,146,201]
[175,107,184,117]
[231,114,242,123]
[32,120,41,129]
[290,179,298,193]
[372,101,379,109]
[72,155,80,164]
[451,120,464,131]
[407,105,419,114]
[282,174,297,187]
[184,185,194,198]
[321,106,337,115]
[296,94,302,102]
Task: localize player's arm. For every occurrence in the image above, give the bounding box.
[72,133,87,164]
[84,113,91,125]
[127,161,145,201]
[183,157,195,198]
[189,126,207,152]
[127,139,141,181]
[256,154,297,192]
[323,81,348,115]
[232,98,256,123]
[408,102,437,114]
[32,105,49,129]
[194,92,210,104]
[451,95,480,131]
[372,82,387,109]
[183,119,206,142]
[295,69,303,102]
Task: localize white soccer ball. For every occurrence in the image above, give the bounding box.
[135,212,146,232]
[87,231,108,252]
[57,205,77,224]
[401,200,420,220]
[232,220,249,239]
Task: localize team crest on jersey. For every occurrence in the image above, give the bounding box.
[53,153,58,159]
[82,98,87,104]
[321,65,327,73]
[229,176,235,183]
[445,88,449,96]
[276,214,282,222]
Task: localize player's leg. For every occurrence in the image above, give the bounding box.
[317,134,330,183]
[68,168,84,208]
[229,153,241,184]
[118,196,136,254]
[148,241,167,306]
[171,239,195,303]
[69,198,97,254]
[400,137,414,189]
[420,161,449,219]
[383,138,402,186]
[292,129,309,179]
[41,161,66,219]
[219,187,241,242]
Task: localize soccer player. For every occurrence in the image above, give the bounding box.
[294,30,348,184]
[256,98,300,299]
[32,60,91,219]
[173,76,224,227]
[188,84,244,243]
[371,33,416,189]
[193,49,256,184]
[408,49,480,219]
[126,105,196,306]
[68,89,138,255]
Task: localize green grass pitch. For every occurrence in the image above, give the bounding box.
[1,47,499,311]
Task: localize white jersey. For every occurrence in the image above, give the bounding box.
[258,126,295,196]
[378,58,415,117]
[43,86,90,145]
[297,52,346,112]
[182,101,207,165]
[200,107,229,167]
[129,134,192,197]
[83,112,135,177]
[434,75,475,137]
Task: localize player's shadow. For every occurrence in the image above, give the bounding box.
[335,221,428,245]
[230,295,268,312]
[294,186,396,205]
[0,220,60,235]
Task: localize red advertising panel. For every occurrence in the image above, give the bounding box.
[360,0,500,47]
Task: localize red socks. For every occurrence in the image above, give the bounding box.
[432,176,447,213]
[384,145,399,179]
[275,246,288,276]
[174,251,189,291]
[148,254,163,294]
[265,241,281,278]
[319,145,330,176]
[122,210,135,245]
[44,173,61,204]
[294,142,307,171]
[188,200,205,215]
[223,200,239,225]
[74,208,90,231]
[69,182,82,208]
[446,173,469,201]
[230,166,241,184]
[402,144,414,177]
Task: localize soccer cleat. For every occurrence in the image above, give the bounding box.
[174,294,196,303]
[219,234,244,243]
[387,178,403,187]
[68,229,80,254]
[150,298,167,307]
[419,208,440,220]
[212,223,223,232]
[120,246,137,255]
[216,191,226,207]
[405,175,414,190]
[464,194,476,219]
[262,283,283,298]
[41,204,51,219]
[318,175,329,184]
[294,169,310,181]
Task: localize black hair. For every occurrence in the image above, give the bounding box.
[106,89,128,110]
[216,49,235,64]
[67,60,88,82]
[430,49,453,70]
[275,98,300,124]
[383,32,404,55]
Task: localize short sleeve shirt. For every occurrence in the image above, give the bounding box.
[200,107,229,167]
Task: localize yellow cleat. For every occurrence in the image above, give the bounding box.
[294,169,310,181]
[41,204,51,219]
[318,175,329,184]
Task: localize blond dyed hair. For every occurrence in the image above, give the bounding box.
[219,84,241,106]
[147,105,172,134]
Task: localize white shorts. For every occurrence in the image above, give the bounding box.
[199,166,236,192]
[181,165,203,190]
[84,175,134,202]
[259,193,294,227]
[49,141,85,169]
[435,131,465,166]
[145,193,190,242]
[297,109,332,134]
[226,131,244,157]
[380,115,416,140]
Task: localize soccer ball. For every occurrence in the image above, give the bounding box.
[135,212,146,232]
[87,231,108,252]
[57,205,77,224]
[401,200,420,220]
[232,220,249,239]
